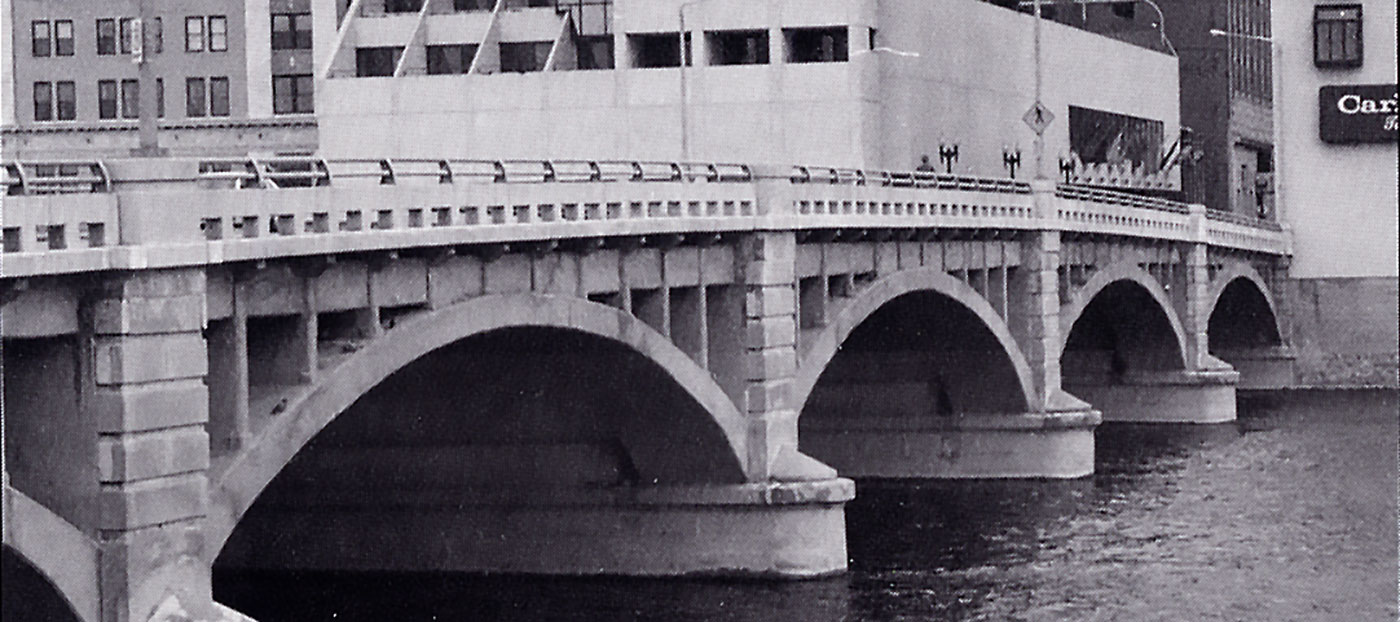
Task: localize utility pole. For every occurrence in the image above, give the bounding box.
[1032,0,1045,180]
[132,0,165,156]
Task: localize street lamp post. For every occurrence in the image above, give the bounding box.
[678,0,705,162]
[1032,0,1045,180]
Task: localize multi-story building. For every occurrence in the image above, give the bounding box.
[312,0,1182,192]
[995,0,1275,216]
[1272,0,1397,386]
[1,0,317,158]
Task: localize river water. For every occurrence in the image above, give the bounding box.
[216,390,1398,621]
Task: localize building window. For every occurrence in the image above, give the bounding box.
[356,47,401,77]
[209,77,230,116]
[33,82,53,121]
[499,41,550,73]
[1314,5,1362,68]
[156,78,165,118]
[577,36,614,70]
[98,80,119,119]
[121,79,140,118]
[272,13,312,50]
[208,16,228,52]
[55,20,74,56]
[454,0,494,10]
[629,33,681,68]
[426,44,476,74]
[186,16,205,52]
[97,19,117,55]
[55,81,76,120]
[186,77,206,116]
[120,18,135,54]
[153,17,163,53]
[385,0,424,13]
[32,21,51,57]
[273,74,314,113]
[707,30,769,66]
[785,27,848,63]
[1068,106,1164,172]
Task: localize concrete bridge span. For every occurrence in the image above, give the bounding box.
[1,157,1291,621]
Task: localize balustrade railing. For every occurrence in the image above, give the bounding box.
[0,156,1290,277]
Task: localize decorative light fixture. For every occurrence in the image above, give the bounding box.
[1002,147,1022,179]
[938,143,959,174]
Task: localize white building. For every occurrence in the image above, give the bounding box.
[1272,1,1397,386]
[313,0,1182,189]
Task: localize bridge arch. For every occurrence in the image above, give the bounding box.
[208,293,749,555]
[2,488,98,622]
[1206,263,1284,351]
[792,267,1037,416]
[1058,261,1191,373]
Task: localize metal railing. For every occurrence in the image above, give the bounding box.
[1055,182,1190,214]
[3,161,111,195]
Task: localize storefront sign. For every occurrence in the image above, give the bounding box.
[1319,84,1398,144]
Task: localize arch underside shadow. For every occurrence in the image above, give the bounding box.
[1207,264,1284,351]
[792,267,1037,417]
[208,293,750,557]
[1059,262,1191,377]
[791,268,1096,479]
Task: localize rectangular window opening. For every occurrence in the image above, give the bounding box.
[186,16,205,52]
[208,15,228,52]
[97,18,117,55]
[356,46,402,77]
[209,77,230,116]
[32,21,51,57]
[499,41,550,73]
[426,44,476,74]
[785,27,848,63]
[185,77,207,116]
[707,30,769,66]
[120,79,140,119]
[33,82,53,121]
[1313,5,1362,68]
[55,81,76,120]
[98,80,118,119]
[54,20,74,56]
[629,33,681,68]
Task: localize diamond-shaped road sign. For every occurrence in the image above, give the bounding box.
[1023,101,1054,135]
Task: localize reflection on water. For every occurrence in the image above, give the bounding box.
[216,390,1398,621]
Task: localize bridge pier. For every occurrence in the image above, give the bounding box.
[217,478,852,578]
[1213,346,1296,391]
[1065,368,1239,424]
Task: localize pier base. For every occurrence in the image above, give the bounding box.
[216,480,853,578]
[1066,368,1239,424]
[1213,347,1296,391]
[800,407,1100,479]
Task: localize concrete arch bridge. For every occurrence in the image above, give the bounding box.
[0,157,1290,621]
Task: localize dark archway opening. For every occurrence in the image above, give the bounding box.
[1208,279,1282,352]
[801,291,1027,428]
[1062,281,1184,384]
[213,326,742,613]
[2,546,83,622]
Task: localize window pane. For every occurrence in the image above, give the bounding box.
[295,76,314,113]
[186,77,206,116]
[56,82,76,120]
[33,82,53,121]
[156,78,165,117]
[121,79,140,118]
[427,44,475,74]
[273,76,294,113]
[153,17,163,53]
[54,20,74,55]
[98,80,118,119]
[500,41,549,72]
[272,15,293,49]
[356,47,401,77]
[32,21,51,57]
[186,16,204,52]
[209,16,228,51]
[209,77,230,116]
[97,19,117,55]
[294,15,313,49]
[120,18,133,54]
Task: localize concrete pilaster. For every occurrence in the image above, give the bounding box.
[739,232,804,481]
[88,268,217,622]
[1184,204,1229,372]
[1011,181,1066,412]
